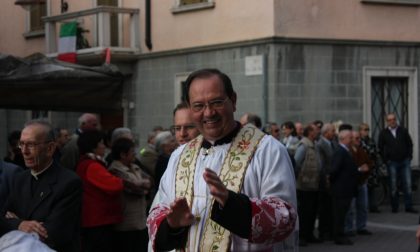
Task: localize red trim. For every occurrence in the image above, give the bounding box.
[147,204,170,252]
[57,52,76,63]
[249,197,297,243]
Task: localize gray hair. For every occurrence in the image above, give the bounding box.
[111,127,133,144]
[321,123,334,136]
[155,131,174,153]
[24,119,55,142]
[78,113,97,127]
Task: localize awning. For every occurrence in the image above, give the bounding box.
[0,53,124,112]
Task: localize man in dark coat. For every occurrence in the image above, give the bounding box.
[330,130,368,245]
[378,113,417,213]
[0,120,82,252]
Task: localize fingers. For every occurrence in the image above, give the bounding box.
[18,220,48,239]
[167,198,194,228]
[203,168,228,207]
[5,211,18,219]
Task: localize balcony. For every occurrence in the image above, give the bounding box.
[43,6,140,64]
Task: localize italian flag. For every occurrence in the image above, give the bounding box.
[57,21,77,63]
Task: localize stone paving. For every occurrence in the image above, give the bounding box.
[299,205,419,252]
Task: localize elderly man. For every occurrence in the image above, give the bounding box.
[147,69,297,251]
[316,123,336,241]
[378,113,417,213]
[294,124,322,246]
[264,122,281,140]
[330,130,368,245]
[60,113,99,170]
[172,102,200,145]
[0,120,82,252]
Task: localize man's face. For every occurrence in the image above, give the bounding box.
[57,129,70,147]
[82,116,99,131]
[341,132,353,147]
[20,125,55,172]
[325,126,336,141]
[189,75,237,142]
[359,126,370,138]
[352,132,361,147]
[269,124,279,140]
[295,123,304,137]
[173,108,200,145]
[386,114,398,129]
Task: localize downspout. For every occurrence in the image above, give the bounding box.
[262,54,268,124]
[145,0,152,50]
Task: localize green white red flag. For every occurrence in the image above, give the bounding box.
[57,21,77,63]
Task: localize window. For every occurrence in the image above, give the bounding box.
[29,3,46,31]
[23,2,47,38]
[180,0,206,5]
[172,0,215,14]
[361,0,420,6]
[363,66,419,166]
[174,72,190,107]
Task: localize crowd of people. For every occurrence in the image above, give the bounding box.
[0,68,418,251]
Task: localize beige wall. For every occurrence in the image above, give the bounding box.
[0,1,43,57]
[2,0,420,57]
[146,0,275,52]
[274,0,420,41]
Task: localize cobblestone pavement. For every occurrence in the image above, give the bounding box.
[299,205,419,252]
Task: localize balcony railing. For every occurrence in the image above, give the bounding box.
[43,6,140,63]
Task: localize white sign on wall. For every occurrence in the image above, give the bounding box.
[245,55,264,76]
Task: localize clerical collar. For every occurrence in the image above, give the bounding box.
[201,122,241,149]
[31,161,53,180]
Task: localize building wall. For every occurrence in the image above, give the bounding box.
[274,0,420,42]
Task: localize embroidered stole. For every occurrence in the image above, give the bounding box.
[175,124,265,251]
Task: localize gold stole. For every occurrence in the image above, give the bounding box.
[175,124,265,252]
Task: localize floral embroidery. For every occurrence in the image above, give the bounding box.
[177,136,202,204]
[249,197,297,244]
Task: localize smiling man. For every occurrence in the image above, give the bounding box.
[0,120,82,252]
[147,69,297,252]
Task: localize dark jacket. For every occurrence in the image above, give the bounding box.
[330,145,359,198]
[0,161,22,209]
[378,126,413,162]
[0,162,82,252]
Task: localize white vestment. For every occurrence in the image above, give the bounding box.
[148,134,298,252]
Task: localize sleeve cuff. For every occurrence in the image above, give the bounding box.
[211,190,252,239]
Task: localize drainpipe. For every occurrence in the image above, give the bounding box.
[262,54,268,124]
[145,0,152,50]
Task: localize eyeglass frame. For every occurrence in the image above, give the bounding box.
[190,97,230,113]
[18,140,53,150]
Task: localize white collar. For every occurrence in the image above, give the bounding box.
[31,161,53,180]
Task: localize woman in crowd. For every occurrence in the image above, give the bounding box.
[76,130,123,252]
[108,138,152,252]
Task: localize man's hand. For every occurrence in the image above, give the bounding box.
[416,225,420,244]
[5,211,18,219]
[18,220,48,239]
[359,164,369,172]
[167,198,194,229]
[203,168,229,207]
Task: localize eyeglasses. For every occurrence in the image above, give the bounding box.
[171,124,196,133]
[191,98,229,113]
[363,128,370,131]
[18,141,52,150]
